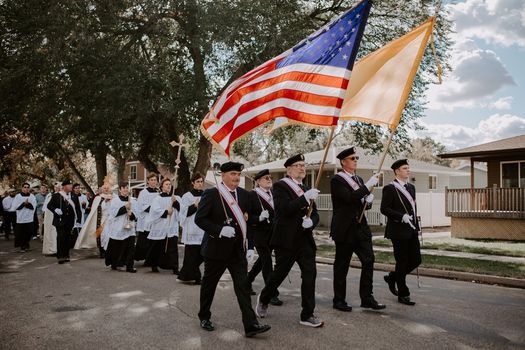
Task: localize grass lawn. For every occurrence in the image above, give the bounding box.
[371,239,525,258]
[316,244,525,279]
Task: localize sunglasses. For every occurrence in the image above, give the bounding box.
[345,156,359,161]
[261,175,273,181]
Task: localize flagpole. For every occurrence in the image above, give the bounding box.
[307,125,336,217]
[357,128,395,223]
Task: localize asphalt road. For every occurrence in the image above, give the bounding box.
[1,239,524,350]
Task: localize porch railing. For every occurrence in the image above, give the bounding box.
[445,186,525,219]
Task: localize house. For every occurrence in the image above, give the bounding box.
[245,146,467,229]
[439,134,525,240]
[449,161,488,189]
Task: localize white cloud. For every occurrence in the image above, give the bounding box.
[490,96,513,110]
[427,45,515,110]
[416,114,525,150]
[426,0,521,112]
[451,0,525,48]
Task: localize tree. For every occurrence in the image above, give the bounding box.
[404,137,451,166]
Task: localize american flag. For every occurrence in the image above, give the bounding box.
[201,0,372,155]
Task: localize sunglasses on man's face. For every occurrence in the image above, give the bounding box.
[345,156,359,161]
[261,175,273,181]
[23,186,29,189]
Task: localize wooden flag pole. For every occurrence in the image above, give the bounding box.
[307,126,336,217]
[357,128,395,223]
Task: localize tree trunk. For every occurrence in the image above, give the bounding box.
[115,155,126,185]
[93,148,108,187]
[60,149,95,195]
[193,134,212,177]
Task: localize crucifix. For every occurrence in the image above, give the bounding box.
[169,133,189,192]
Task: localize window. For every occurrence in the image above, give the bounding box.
[428,175,437,190]
[501,161,524,188]
[130,165,137,180]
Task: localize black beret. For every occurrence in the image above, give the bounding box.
[253,169,270,181]
[391,159,409,171]
[220,161,244,173]
[336,147,356,160]
[284,154,305,167]
[61,179,72,186]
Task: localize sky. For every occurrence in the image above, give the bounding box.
[413,0,525,150]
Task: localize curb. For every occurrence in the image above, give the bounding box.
[315,257,525,289]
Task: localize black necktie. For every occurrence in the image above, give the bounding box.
[404,184,409,190]
[230,191,237,200]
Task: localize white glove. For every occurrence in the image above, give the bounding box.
[365,194,374,204]
[54,208,63,215]
[365,173,380,188]
[259,210,270,222]
[219,226,236,238]
[402,214,416,229]
[246,249,255,263]
[302,217,313,229]
[304,189,320,201]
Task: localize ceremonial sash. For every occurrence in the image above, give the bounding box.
[218,183,247,248]
[281,177,304,198]
[392,181,416,215]
[336,171,360,190]
[254,187,274,210]
[59,191,75,209]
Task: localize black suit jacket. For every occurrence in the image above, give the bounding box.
[195,187,252,261]
[329,174,372,243]
[380,181,419,240]
[247,189,275,248]
[269,178,319,251]
[47,192,76,229]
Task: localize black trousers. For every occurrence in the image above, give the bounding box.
[134,231,151,261]
[389,237,422,297]
[198,243,257,330]
[247,245,280,297]
[146,237,179,271]
[178,244,203,282]
[105,236,136,268]
[70,227,80,249]
[260,238,317,321]
[14,222,33,250]
[333,238,375,304]
[3,212,16,239]
[56,225,73,259]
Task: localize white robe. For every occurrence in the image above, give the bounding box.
[12,194,36,224]
[42,193,57,254]
[136,188,159,232]
[107,196,138,240]
[147,195,180,240]
[74,196,102,250]
[180,191,204,245]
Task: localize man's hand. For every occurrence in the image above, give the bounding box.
[402,214,416,229]
[219,226,236,238]
[365,194,374,204]
[259,210,270,222]
[302,217,313,229]
[365,173,381,188]
[304,189,320,201]
[54,208,63,216]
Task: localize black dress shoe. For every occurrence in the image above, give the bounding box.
[361,299,386,310]
[126,267,137,273]
[384,274,398,296]
[398,296,416,305]
[245,323,271,337]
[200,319,215,331]
[151,266,159,273]
[333,302,352,312]
[173,269,179,275]
[111,266,118,271]
[270,296,283,306]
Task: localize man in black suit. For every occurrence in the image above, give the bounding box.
[380,159,422,305]
[330,147,385,312]
[256,154,323,328]
[195,161,270,338]
[47,179,76,264]
[247,169,282,306]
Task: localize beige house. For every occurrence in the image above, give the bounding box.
[245,146,467,229]
[439,134,525,241]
